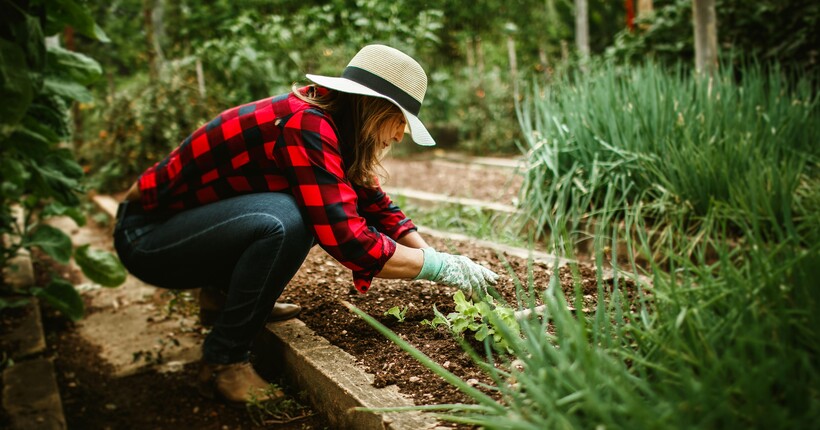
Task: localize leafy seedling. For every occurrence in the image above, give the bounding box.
[384,305,409,323]
[422,291,520,353]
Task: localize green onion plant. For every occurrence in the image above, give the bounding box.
[517,60,819,252]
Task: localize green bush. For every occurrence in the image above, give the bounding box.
[1,0,126,320]
[80,66,218,192]
[608,0,820,73]
[452,64,521,154]
[194,2,444,105]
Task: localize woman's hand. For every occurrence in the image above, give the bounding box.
[414,248,499,300]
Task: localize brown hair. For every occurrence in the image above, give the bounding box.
[293,85,404,188]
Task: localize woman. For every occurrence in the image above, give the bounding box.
[113,45,498,404]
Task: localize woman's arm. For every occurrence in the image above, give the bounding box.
[379,243,501,301]
[376,244,424,279]
[374,231,429,278]
[397,230,430,249]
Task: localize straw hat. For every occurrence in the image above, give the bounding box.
[306,45,435,146]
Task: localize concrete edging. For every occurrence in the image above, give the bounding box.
[383,186,519,215]
[257,320,443,430]
[434,154,524,170]
[2,207,67,430]
[2,358,66,430]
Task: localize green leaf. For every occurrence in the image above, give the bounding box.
[30,165,81,206]
[45,148,84,180]
[28,148,84,205]
[44,0,110,43]
[22,115,61,145]
[452,317,470,334]
[13,12,46,72]
[46,46,102,86]
[42,201,86,226]
[43,76,92,102]
[27,224,72,263]
[0,39,34,132]
[0,157,29,196]
[32,278,84,321]
[385,306,403,322]
[26,94,71,140]
[74,244,127,287]
[453,290,472,313]
[431,315,447,325]
[475,324,490,341]
[5,124,51,159]
[430,304,451,329]
[475,301,494,317]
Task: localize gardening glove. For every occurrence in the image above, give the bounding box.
[414,247,499,300]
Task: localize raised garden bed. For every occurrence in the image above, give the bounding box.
[279,233,639,415]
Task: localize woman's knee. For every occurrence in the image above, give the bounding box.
[247,195,311,245]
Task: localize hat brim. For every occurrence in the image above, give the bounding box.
[306,74,435,146]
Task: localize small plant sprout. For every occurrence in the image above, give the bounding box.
[422,291,521,353]
[420,304,450,329]
[384,305,409,323]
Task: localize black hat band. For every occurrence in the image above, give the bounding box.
[341,66,422,116]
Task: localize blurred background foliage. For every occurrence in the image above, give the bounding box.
[1,0,126,319]
[63,0,818,192]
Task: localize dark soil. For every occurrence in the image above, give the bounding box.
[43,311,321,430]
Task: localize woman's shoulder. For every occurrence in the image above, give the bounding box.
[273,88,331,120]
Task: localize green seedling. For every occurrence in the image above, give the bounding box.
[422,291,520,353]
[420,304,450,329]
[384,305,409,323]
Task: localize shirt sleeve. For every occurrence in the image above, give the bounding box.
[273,109,396,293]
[355,183,417,241]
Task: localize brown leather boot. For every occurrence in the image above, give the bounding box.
[198,288,302,326]
[197,361,284,404]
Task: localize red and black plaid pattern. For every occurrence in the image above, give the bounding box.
[137,87,416,292]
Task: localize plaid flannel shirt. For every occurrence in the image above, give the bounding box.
[136,87,416,293]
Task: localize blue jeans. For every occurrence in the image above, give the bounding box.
[114,193,314,364]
